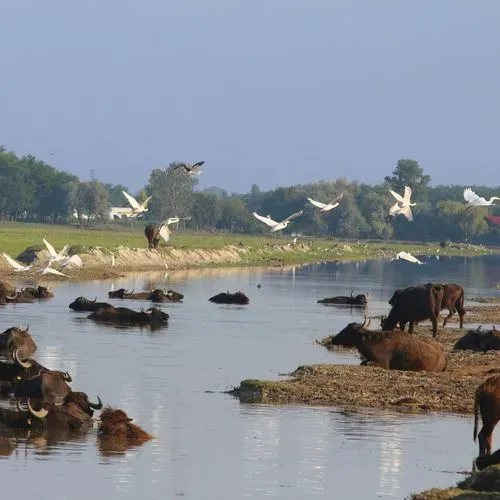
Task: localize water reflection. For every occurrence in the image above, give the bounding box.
[1,256,499,500]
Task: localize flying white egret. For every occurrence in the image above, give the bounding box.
[392,251,424,265]
[463,188,500,207]
[121,191,152,217]
[37,266,71,278]
[43,238,69,264]
[389,186,416,221]
[61,254,83,269]
[2,253,31,272]
[307,193,344,212]
[252,210,303,232]
[174,161,205,176]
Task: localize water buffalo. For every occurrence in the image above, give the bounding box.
[317,291,367,306]
[209,291,249,305]
[475,448,500,470]
[382,283,444,337]
[453,326,500,351]
[0,327,37,366]
[14,370,72,407]
[98,408,153,444]
[87,306,169,325]
[0,359,72,389]
[0,280,16,297]
[474,374,500,456]
[330,318,447,372]
[20,286,54,299]
[388,283,465,329]
[69,296,114,311]
[108,288,184,302]
[145,224,161,249]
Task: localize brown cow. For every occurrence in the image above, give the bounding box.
[382,283,444,337]
[474,374,500,456]
[145,224,161,249]
[330,318,447,372]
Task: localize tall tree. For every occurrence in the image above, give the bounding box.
[74,181,109,222]
[385,159,431,200]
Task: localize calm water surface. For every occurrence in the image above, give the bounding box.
[1,255,499,499]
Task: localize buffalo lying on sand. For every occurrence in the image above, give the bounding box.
[329,317,447,372]
[474,374,500,456]
[317,292,367,306]
[382,283,444,337]
[209,291,249,305]
[454,326,500,352]
[69,296,114,312]
[108,288,183,302]
[87,306,169,325]
[0,327,37,366]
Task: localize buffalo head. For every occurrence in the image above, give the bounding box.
[330,317,371,347]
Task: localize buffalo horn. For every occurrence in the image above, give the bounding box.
[27,399,48,419]
[93,297,97,303]
[6,293,17,300]
[26,324,29,331]
[88,396,103,410]
[13,349,32,368]
[63,371,72,382]
[361,316,369,328]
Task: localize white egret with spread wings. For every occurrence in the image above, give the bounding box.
[2,253,31,272]
[463,188,500,207]
[252,210,303,232]
[389,186,416,221]
[307,193,344,212]
[43,238,69,265]
[121,191,152,217]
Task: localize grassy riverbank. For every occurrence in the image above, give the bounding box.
[0,221,497,281]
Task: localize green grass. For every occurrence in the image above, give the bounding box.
[0,220,496,263]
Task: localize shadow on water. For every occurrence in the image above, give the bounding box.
[1,255,499,499]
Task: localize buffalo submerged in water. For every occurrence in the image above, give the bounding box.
[209,291,249,305]
[87,306,169,326]
[69,296,114,312]
[108,288,184,302]
[0,326,37,366]
[317,291,368,306]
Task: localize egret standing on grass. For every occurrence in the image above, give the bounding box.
[307,193,344,212]
[252,210,303,232]
[389,186,416,221]
[121,191,152,218]
[463,188,500,207]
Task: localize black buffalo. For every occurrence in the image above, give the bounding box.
[454,326,500,352]
[87,306,169,325]
[0,327,37,366]
[317,292,367,306]
[69,296,114,311]
[145,224,161,249]
[382,283,444,337]
[14,370,72,407]
[108,288,183,302]
[209,291,249,305]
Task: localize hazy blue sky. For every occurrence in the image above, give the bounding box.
[1,1,499,193]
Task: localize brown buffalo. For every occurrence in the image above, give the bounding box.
[330,318,447,372]
[145,224,161,249]
[0,280,16,297]
[382,283,444,337]
[14,370,72,408]
[97,407,153,450]
[474,374,500,456]
[0,327,37,366]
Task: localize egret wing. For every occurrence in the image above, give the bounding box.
[122,191,140,209]
[253,212,278,227]
[389,202,401,216]
[281,210,304,224]
[329,193,344,205]
[307,198,327,209]
[402,186,413,205]
[389,190,405,203]
[159,225,170,242]
[3,253,23,271]
[400,205,413,221]
[43,238,58,258]
[140,196,152,209]
[463,188,484,204]
[56,244,69,259]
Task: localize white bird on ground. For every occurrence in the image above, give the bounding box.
[392,251,424,265]
[121,191,152,218]
[389,186,416,221]
[43,238,69,264]
[2,253,31,272]
[463,188,500,207]
[61,254,83,269]
[111,253,116,267]
[253,210,304,232]
[37,266,71,278]
[174,161,205,176]
[307,193,344,212]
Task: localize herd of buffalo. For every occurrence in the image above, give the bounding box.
[1,274,499,469]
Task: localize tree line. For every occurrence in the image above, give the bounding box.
[0,147,498,243]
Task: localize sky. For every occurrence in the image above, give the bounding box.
[1,1,499,194]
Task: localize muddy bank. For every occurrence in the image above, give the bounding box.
[230,317,500,413]
[410,465,500,499]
